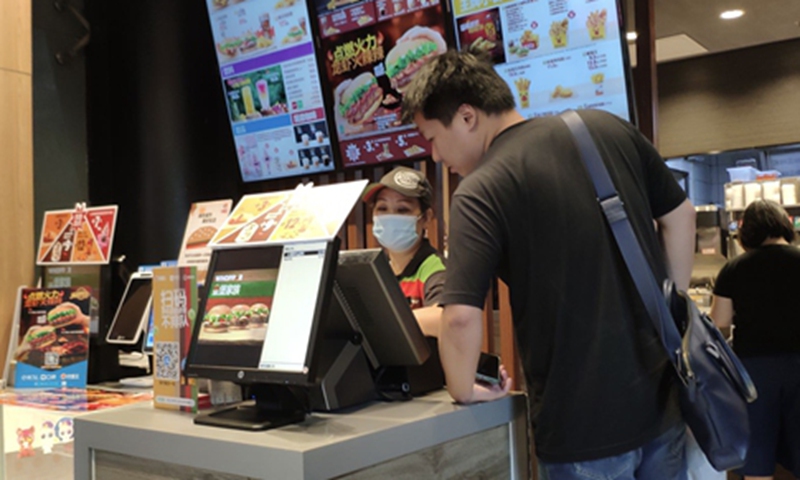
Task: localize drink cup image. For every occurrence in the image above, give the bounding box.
[315,130,324,143]
[242,86,256,116]
[256,79,270,111]
[302,133,310,146]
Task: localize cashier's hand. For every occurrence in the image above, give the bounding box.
[471,364,512,403]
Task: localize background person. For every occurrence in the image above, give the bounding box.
[710,199,800,480]
[402,50,696,479]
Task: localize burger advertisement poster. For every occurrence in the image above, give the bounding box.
[205,0,336,182]
[13,287,91,389]
[451,0,631,121]
[176,199,234,285]
[153,267,200,412]
[317,0,448,166]
[198,269,276,345]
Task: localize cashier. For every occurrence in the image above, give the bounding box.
[362,166,445,337]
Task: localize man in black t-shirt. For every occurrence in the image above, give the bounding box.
[402,51,696,478]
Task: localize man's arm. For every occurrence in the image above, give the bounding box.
[439,304,510,403]
[655,198,696,291]
[709,295,734,329]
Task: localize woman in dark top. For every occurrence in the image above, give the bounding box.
[711,199,800,480]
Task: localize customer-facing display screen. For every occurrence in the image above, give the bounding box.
[315,0,449,167]
[451,0,631,121]
[190,242,329,374]
[205,0,335,182]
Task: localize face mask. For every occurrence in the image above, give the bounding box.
[372,214,420,252]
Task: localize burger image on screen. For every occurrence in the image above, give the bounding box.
[248,303,270,327]
[230,304,251,330]
[25,326,57,350]
[47,302,82,328]
[385,26,446,93]
[203,305,232,333]
[336,72,383,126]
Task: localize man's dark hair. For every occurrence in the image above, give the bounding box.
[401,50,516,126]
[739,199,796,249]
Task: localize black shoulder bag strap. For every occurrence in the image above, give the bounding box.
[559,110,683,359]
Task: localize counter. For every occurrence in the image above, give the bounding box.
[74,390,529,479]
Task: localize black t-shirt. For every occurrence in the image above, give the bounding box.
[713,244,800,357]
[441,109,687,463]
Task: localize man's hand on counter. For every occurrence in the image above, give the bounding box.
[469,364,512,404]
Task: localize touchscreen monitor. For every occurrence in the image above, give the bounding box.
[204,0,336,181]
[451,0,634,121]
[143,304,155,354]
[106,273,153,345]
[187,240,337,385]
[335,249,429,367]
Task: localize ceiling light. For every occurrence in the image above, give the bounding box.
[626,31,638,41]
[720,9,744,20]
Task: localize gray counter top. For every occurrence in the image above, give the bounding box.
[74,390,528,479]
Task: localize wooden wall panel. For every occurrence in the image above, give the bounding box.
[0,0,32,74]
[0,66,34,377]
[659,38,800,158]
[0,0,34,378]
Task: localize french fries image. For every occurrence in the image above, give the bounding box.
[514,78,531,108]
[549,19,568,48]
[586,9,607,40]
[469,37,497,53]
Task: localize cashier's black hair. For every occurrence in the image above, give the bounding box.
[739,200,795,249]
[401,49,516,126]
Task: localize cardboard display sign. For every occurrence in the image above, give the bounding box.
[152,266,200,413]
[210,180,367,248]
[13,287,91,389]
[176,199,234,284]
[37,203,118,265]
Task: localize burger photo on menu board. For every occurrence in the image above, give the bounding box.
[335,72,384,126]
[385,26,447,93]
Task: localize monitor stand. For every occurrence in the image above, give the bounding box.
[374,336,444,400]
[194,384,308,431]
[309,285,377,411]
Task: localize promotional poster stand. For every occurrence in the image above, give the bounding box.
[36,203,125,386]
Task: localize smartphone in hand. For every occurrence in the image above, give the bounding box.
[475,352,501,385]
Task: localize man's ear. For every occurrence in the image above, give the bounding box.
[457,104,478,131]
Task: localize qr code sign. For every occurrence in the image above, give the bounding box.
[155,342,181,381]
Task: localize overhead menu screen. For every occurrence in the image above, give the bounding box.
[206,0,336,182]
[315,0,449,167]
[451,0,632,121]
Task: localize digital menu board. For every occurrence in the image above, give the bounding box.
[206,0,336,182]
[452,0,632,121]
[315,0,449,167]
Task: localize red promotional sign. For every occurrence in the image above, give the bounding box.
[38,204,119,266]
[315,0,447,167]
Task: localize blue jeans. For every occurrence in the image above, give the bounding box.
[538,424,687,480]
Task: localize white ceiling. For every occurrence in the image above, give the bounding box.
[624,0,800,63]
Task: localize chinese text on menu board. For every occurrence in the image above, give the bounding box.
[316,0,448,167]
[206,0,335,182]
[452,0,631,121]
